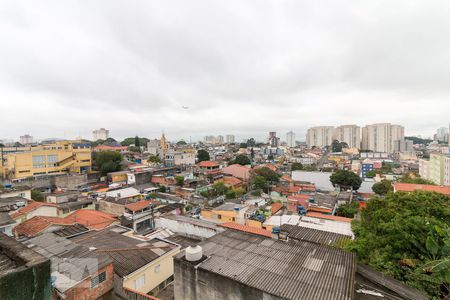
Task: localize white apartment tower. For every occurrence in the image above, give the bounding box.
[306,126,335,148]
[19,134,33,145]
[286,131,296,148]
[361,123,404,153]
[92,128,109,141]
[226,135,235,144]
[335,125,360,148]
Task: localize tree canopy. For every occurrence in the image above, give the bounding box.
[330,170,362,190]
[252,175,268,191]
[372,179,393,195]
[197,149,210,162]
[291,162,303,171]
[336,201,359,218]
[346,191,450,298]
[331,140,349,152]
[121,137,149,147]
[229,155,251,166]
[148,155,161,164]
[177,140,187,145]
[398,173,436,185]
[175,176,184,187]
[254,167,280,182]
[93,151,123,175]
[31,189,44,202]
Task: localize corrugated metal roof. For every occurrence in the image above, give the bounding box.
[195,229,356,300]
[281,224,351,245]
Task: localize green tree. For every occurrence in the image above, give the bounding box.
[247,138,256,147]
[398,173,436,185]
[31,189,44,202]
[177,140,187,145]
[330,169,362,190]
[336,201,359,218]
[175,176,185,187]
[158,186,167,193]
[253,175,267,191]
[93,151,123,175]
[121,137,149,147]
[148,155,161,163]
[254,167,280,182]
[14,142,23,147]
[0,143,4,147]
[291,162,303,171]
[346,191,450,298]
[197,149,210,162]
[134,136,141,147]
[365,170,377,178]
[372,179,393,195]
[332,140,343,152]
[225,189,236,199]
[213,181,227,195]
[230,155,251,165]
[239,142,248,148]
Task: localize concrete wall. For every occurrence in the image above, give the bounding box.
[156,217,223,239]
[174,259,282,300]
[98,199,124,216]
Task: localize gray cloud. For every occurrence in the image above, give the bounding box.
[0,0,449,142]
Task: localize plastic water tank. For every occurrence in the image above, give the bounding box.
[185,245,203,262]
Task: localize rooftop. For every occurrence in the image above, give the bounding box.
[70,228,179,277]
[198,161,219,168]
[305,212,353,223]
[214,202,247,211]
[218,222,272,238]
[125,200,152,212]
[393,183,450,195]
[0,185,31,196]
[181,229,356,300]
[10,200,58,219]
[281,224,351,246]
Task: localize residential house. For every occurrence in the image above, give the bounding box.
[221,164,251,181]
[25,233,114,300]
[0,185,31,199]
[200,203,248,224]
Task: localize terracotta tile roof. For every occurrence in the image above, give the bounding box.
[13,209,117,237]
[198,161,219,168]
[151,176,173,186]
[14,216,73,238]
[219,222,272,238]
[298,183,316,191]
[65,210,117,229]
[95,145,128,151]
[288,186,302,194]
[255,164,278,172]
[222,164,251,181]
[287,194,311,202]
[281,175,293,182]
[10,201,58,219]
[308,206,333,214]
[220,176,243,187]
[306,212,353,223]
[270,202,283,214]
[125,200,151,212]
[393,183,450,195]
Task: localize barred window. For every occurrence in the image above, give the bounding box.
[91,271,106,288]
[32,155,45,169]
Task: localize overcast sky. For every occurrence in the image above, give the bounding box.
[0,1,449,142]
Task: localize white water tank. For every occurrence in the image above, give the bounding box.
[185,245,203,262]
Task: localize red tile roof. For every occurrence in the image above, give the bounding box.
[288,186,302,194]
[220,176,243,187]
[270,202,283,214]
[198,161,219,168]
[222,164,251,181]
[95,145,128,151]
[306,212,353,223]
[14,216,73,238]
[219,222,272,237]
[281,175,293,182]
[308,206,333,214]
[125,200,151,212]
[10,201,58,219]
[287,194,311,202]
[65,210,117,229]
[393,183,450,196]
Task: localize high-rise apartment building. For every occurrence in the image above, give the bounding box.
[306,126,334,148]
[19,134,33,145]
[286,131,296,148]
[435,127,448,142]
[268,132,279,147]
[420,153,450,186]
[92,128,109,141]
[225,135,235,144]
[361,123,404,153]
[334,125,360,148]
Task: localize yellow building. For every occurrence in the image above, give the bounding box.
[200,203,248,224]
[1,141,92,179]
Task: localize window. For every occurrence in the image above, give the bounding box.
[32,155,45,169]
[217,215,222,219]
[47,155,58,167]
[154,264,161,273]
[134,274,145,290]
[232,217,235,222]
[91,271,106,288]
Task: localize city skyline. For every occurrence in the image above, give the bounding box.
[1,1,450,140]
